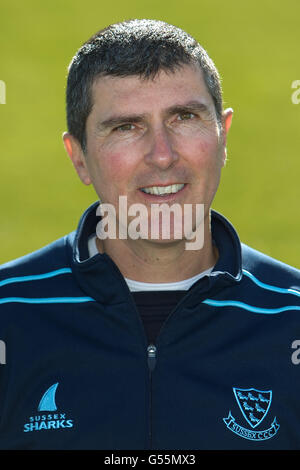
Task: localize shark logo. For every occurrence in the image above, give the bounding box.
[223,387,280,441]
[23,382,74,432]
[38,382,59,411]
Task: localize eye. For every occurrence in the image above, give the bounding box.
[113,123,135,132]
[177,112,196,121]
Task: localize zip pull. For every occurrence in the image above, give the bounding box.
[147,344,157,372]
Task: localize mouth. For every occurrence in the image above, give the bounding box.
[139,183,186,196]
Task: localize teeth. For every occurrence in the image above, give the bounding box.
[141,183,185,195]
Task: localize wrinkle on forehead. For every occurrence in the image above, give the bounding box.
[89,64,216,126]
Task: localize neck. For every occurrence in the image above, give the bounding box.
[96,215,218,283]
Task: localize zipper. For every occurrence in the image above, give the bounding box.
[147,344,157,448]
[125,288,158,449]
[147,344,157,372]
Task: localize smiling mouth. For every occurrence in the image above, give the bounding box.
[140,183,186,196]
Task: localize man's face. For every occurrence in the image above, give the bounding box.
[64,63,232,243]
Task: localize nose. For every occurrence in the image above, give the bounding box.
[144,126,179,170]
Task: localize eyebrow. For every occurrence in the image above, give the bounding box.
[97,114,147,131]
[166,101,210,116]
[96,100,211,131]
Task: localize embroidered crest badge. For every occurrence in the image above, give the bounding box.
[223,387,280,441]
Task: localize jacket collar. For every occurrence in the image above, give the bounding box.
[68,201,242,304]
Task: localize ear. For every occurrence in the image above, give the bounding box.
[62,132,92,185]
[220,108,233,166]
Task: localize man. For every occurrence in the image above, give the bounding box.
[1,19,300,450]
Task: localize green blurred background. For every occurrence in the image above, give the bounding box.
[1,0,299,267]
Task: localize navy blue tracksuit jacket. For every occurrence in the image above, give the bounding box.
[1,201,300,449]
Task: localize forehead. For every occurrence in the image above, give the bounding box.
[89,64,214,116]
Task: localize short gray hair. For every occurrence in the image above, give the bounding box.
[66,19,223,152]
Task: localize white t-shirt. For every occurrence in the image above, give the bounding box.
[88,235,214,292]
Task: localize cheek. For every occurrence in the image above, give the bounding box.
[183,137,224,199]
[181,136,221,168]
[197,140,214,155]
[89,149,138,196]
[101,138,146,182]
[106,152,138,183]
